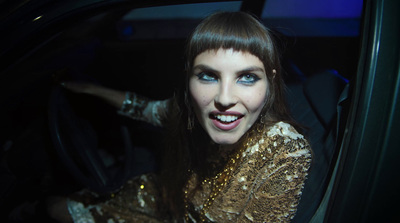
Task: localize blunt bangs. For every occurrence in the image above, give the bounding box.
[186,12,277,72]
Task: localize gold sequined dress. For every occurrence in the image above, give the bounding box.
[66,93,312,223]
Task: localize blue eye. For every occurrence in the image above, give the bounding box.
[237,74,260,85]
[196,72,217,82]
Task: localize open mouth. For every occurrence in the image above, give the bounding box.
[215,114,240,123]
[210,112,244,131]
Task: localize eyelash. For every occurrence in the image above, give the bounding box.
[195,72,261,85]
[237,73,261,85]
[196,72,217,82]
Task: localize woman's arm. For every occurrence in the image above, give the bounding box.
[237,134,312,222]
[61,82,169,126]
[117,91,170,127]
[61,82,125,108]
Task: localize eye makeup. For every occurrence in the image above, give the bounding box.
[196,72,218,82]
[237,73,261,85]
[192,64,265,86]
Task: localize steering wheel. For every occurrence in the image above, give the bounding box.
[48,85,134,194]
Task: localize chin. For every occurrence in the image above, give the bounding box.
[210,135,240,145]
[202,123,244,145]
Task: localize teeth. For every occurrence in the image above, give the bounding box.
[216,115,239,123]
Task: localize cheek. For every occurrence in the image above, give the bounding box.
[245,86,268,112]
[189,81,212,111]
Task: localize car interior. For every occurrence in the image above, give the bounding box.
[0,0,364,222]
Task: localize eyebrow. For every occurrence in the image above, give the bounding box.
[192,64,265,74]
[239,66,265,74]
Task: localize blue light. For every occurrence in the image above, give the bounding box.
[261,0,364,36]
[263,0,363,18]
[122,25,134,36]
[329,69,349,83]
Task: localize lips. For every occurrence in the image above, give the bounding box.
[210,111,244,131]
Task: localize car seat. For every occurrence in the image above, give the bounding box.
[286,69,348,223]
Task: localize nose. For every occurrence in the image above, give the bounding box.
[215,81,237,108]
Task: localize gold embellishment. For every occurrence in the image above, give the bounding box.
[184,146,245,222]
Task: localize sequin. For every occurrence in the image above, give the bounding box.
[184,122,311,222]
[67,122,311,223]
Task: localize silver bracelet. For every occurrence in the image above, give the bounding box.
[120,92,135,113]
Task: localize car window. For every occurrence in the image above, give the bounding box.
[117,1,242,40]
[261,0,364,36]
[124,1,242,20]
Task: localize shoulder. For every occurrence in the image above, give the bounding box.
[236,123,312,222]
[270,122,310,153]
[266,121,304,141]
[244,121,311,161]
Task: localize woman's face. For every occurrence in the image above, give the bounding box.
[189,48,268,145]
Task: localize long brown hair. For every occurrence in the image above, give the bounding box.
[161,11,296,220]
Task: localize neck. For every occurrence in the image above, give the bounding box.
[213,142,241,163]
[219,143,237,153]
[208,139,238,154]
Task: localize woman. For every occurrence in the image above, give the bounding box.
[51,11,311,222]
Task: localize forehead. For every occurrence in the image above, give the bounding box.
[193,48,265,71]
